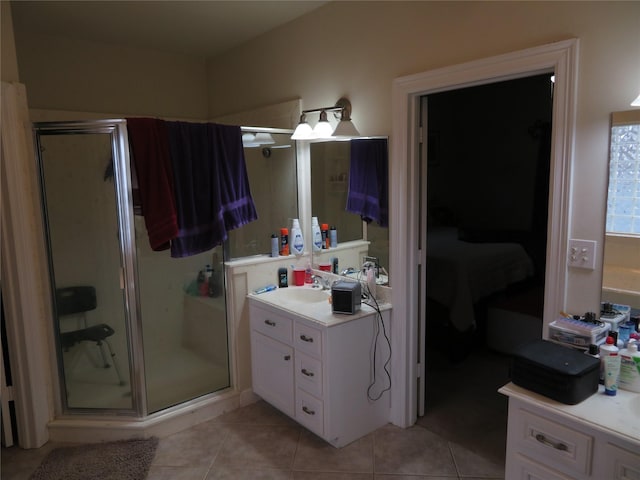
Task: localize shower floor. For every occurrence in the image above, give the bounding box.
[63,344,229,412]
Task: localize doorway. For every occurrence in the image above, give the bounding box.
[418,74,553,463]
[388,39,577,429]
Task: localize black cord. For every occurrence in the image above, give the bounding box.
[362,279,392,401]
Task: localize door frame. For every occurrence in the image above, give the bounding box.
[389,39,579,426]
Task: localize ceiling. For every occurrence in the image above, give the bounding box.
[10,0,328,59]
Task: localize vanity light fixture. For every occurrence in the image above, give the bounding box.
[291,97,360,140]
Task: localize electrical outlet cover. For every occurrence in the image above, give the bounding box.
[568,239,597,270]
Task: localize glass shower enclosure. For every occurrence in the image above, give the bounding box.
[35,119,230,416]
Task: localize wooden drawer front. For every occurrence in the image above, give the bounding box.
[510,453,580,480]
[296,352,323,398]
[250,306,292,343]
[294,322,322,357]
[518,409,593,476]
[604,443,640,480]
[296,388,324,436]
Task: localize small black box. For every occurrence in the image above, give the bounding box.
[511,340,600,405]
[331,280,361,315]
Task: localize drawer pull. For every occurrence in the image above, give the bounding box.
[301,368,314,377]
[535,433,568,451]
[302,406,316,415]
[300,334,314,343]
[264,319,276,326]
[284,355,291,361]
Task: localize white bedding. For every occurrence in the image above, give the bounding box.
[426,227,534,332]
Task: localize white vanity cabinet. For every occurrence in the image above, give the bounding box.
[500,383,640,480]
[249,298,391,448]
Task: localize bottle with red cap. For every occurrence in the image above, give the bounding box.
[600,336,620,396]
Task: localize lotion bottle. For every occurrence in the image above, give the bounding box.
[311,217,322,252]
[291,219,305,256]
[600,336,621,396]
[619,342,640,392]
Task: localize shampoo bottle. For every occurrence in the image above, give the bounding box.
[291,219,305,255]
[619,342,640,392]
[312,217,322,252]
[600,336,621,396]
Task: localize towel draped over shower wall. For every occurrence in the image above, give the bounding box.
[125,118,178,251]
[346,138,389,227]
[126,118,257,257]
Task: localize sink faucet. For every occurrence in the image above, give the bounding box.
[311,274,331,290]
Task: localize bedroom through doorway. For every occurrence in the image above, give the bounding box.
[418,73,553,463]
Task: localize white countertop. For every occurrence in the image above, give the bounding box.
[499,382,640,444]
[247,284,391,327]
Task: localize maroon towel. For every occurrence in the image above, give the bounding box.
[126,118,178,250]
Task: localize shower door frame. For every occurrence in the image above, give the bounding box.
[34,119,147,417]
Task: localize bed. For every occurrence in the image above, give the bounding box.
[426,226,535,333]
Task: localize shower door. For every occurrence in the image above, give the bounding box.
[35,120,141,413]
[36,119,232,416]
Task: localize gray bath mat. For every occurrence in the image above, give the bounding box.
[29,437,158,480]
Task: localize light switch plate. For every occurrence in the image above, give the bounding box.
[567,239,597,270]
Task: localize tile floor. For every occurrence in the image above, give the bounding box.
[2,348,509,480]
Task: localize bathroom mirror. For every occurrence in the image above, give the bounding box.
[602,109,640,310]
[228,129,297,258]
[310,139,390,281]
[310,141,362,242]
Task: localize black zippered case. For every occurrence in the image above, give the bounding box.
[511,339,600,405]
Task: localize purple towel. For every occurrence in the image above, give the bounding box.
[346,138,389,227]
[166,121,257,257]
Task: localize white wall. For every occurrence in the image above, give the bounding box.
[204,1,640,313]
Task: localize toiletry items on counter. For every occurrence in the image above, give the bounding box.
[619,341,640,392]
[312,217,322,252]
[271,234,279,257]
[290,219,304,255]
[600,336,621,396]
[548,315,610,349]
[254,284,277,295]
[278,267,288,288]
[280,228,289,256]
[321,224,329,249]
[330,226,337,248]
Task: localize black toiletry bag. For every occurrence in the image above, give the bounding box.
[511,339,600,405]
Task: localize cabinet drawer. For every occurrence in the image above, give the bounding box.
[294,322,322,357]
[517,408,593,476]
[296,388,324,436]
[250,306,293,343]
[510,453,579,480]
[604,443,640,480]
[296,352,323,398]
